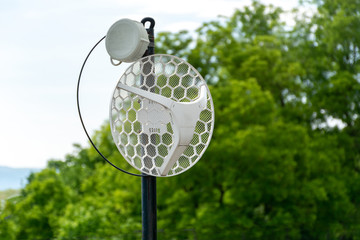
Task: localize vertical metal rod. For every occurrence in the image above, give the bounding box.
[141,174,157,240]
[141,17,157,240]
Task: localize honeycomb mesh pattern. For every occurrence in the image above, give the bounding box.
[110,54,214,177]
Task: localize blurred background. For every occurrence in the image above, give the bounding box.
[1,0,360,239]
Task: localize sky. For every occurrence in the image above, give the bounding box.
[0,0,305,168]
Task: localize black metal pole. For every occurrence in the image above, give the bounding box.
[141,174,157,240]
[141,17,157,240]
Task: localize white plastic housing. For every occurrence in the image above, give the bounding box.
[117,83,207,175]
[105,19,149,63]
[110,54,215,177]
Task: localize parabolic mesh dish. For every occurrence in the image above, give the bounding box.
[110,54,214,177]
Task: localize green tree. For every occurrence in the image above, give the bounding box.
[1,1,360,239]
[0,169,71,239]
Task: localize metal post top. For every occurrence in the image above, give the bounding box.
[141,17,155,29]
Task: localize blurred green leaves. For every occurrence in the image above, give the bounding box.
[1,0,360,239]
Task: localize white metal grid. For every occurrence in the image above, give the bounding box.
[110,54,214,176]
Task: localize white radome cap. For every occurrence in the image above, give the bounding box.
[105,18,149,63]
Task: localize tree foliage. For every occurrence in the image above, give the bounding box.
[1,0,360,239]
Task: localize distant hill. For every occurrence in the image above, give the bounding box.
[0,189,20,201]
[0,166,41,190]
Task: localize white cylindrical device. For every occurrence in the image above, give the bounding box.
[105,19,149,63]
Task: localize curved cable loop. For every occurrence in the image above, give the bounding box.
[76,35,142,177]
[110,57,122,66]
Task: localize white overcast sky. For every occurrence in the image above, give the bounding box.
[0,0,307,168]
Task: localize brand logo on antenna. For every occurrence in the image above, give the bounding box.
[149,127,161,133]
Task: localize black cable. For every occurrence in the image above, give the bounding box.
[76,35,142,177]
